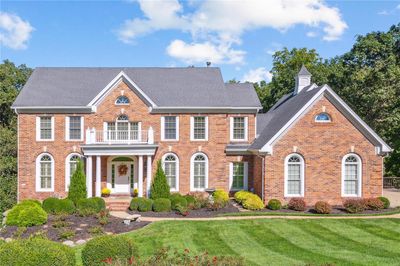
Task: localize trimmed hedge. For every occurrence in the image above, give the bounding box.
[153,198,171,212]
[171,196,187,210]
[129,198,142,211]
[6,202,47,227]
[77,198,100,216]
[378,196,390,209]
[138,198,153,212]
[0,237,75,266]
[81,235,137,266]
[267,199,282,210]
[91,197,106,212]
[42,197,75,215]
[242,194,264,210]
[288,198,306,211]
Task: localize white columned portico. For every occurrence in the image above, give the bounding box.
[95,156,101,197]
[146,156,152,197]
[86,156,93,198]
[138,155,144,197]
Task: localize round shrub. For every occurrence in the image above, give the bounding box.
[129,197,141,211]
[343,199,365,213]
[0,237,75,266]
[213,189,229,206]
[20,199,41,207]
[234,190,253,204]
[91,197,106,212]
[43,197,75,214]
[42,197,59,213]
[138,198,153,212]
[81,235,138,266]
[184,195,196,206]
[378,196,390,209]
[242,194,264,210]
[171,196,187,210]
[6,203,47,227]
[153,198,171,212]
[267,199,282,210]
[364,198,384,210]
[77,198,99,215]
[288,198,306,211]
[314,201,332,214]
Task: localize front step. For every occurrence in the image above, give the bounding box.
[104,197,132,211]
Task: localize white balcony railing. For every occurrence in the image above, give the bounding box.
[85,127,154,145]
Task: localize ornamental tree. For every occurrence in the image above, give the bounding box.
[67,159,87,204]
[150,160,170,199]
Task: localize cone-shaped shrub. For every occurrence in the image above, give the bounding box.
[150,160,170,199]
[67,159,87,204]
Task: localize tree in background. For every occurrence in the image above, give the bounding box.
[150,160,170,199]
[0,60,32,214]
[67,159,87,204]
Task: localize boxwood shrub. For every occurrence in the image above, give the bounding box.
[0,237,75,266]
[242,194,264,210]
[153,198,171,212]
[76,198,99,216]
[129,198,141,211]
[170,196,187,210]
[91,197,106,212]
[20,199,41,207]
[267,199,282,210]
[378,196,390,209]
[138,198,153,212]
[6,203,47,227]
[42,198,75,215]
[81,235,138,266]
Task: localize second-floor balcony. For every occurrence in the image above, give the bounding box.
[85,127,154,145]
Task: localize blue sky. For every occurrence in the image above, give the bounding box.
[1,0,399,82]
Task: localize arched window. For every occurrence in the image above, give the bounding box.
[190,153,208,191]
[315,112,331,122]
[115,96,129,105]
[65,153,81,191]
[284,154,304,197]
[162,153,179,191]
[342,154,362,197]
[36,153,54,192]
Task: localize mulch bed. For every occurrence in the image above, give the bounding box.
[245,206,399,215]
[0,214,150,242]
[129,202,240,218]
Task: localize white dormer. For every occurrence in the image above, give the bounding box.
[295,65,311,94]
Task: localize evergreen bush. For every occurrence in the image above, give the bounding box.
[150,160,170,199]
[67,159,87,204]
[378,196,390,209]
[6,202,47,227]
[153,198,171,212]
[267,199,282,210]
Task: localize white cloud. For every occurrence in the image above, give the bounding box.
[306,31,318,37]
[242,67,272,83]
[0,12,34,50]
[378,10,389,16]
[118,0,347,63]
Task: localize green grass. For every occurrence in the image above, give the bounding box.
[75,219,400,265]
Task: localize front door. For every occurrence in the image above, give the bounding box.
[114,162,131,193]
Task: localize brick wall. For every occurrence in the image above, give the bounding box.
[263,96,383,206]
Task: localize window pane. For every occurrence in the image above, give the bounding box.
[287,163,301,194]
[164,116,177,139]
[130,122,139,140]
[40,161,51,189]
[116,96,129,104]
[69,116,81,140]
[194,162,205,189]
[165,161,176,189]
[40,117,52,139]
[344,163,358,194]
[232,163,244,189]
[233,117,245,139]
[193,117,206,139]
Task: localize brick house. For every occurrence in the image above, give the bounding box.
[12,66,391,205]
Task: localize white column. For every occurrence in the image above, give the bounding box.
[95,156,101,197]
[146,155,152,197]
[138,155,143,197]
[86,156,93,198]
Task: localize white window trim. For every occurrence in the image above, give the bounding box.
[190,152,209,192]
[190,116,208,141]
[284,153,305,197]
[115,95,130,105]
[65,153,81,191]
[314,113,331,123]
[65,116,84,141]
[35,153,55,192]
[229,162,248,191]
[36,116,55,141]
[161,116,179,141]
[162,153,180,192]
[230,116,248,141]
[341,153,362,197]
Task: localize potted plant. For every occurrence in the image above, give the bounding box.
[132,188,139,198]
[101,187,111,197]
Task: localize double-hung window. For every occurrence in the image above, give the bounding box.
[66,116,83,140]
[230,117,248,141]
[162,116,179,140]
[36,153,54,192]
[284,154,304,197]
[36,116,54,141]
[191,116,208,141]
[162,153,179,191]
[190,153,208,191]
[342,154,362,197]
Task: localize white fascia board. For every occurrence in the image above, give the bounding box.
[88,71,157,108]
[151,106,261,114]
[260,85,328,153]
[324,86,392,153]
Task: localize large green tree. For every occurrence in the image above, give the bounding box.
[0,60,32,214]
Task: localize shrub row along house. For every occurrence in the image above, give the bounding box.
[12,66,392,205]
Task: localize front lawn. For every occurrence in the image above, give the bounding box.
[75,218,400,265]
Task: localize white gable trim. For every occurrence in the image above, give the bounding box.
[260,85,392,154]
[88,71,157,108]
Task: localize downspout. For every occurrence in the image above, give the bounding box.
[14,108,20,203]
[256,154,265,202]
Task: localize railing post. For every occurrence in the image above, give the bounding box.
[85,128,91,144]
[148,127,154,144]
[91,127,96,144]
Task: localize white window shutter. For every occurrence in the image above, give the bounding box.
[229,162,233,191]
[36,116,40,141]
[176,116,179,140]
[244,162,249,190]
[65,116,70,140]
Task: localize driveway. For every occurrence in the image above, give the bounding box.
[383,188,400,207]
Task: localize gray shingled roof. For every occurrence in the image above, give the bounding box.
[251,85,324,150]
[12,67,261,108]
[298,65,311,76]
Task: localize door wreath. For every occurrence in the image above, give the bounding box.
[118,164,128,175]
